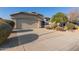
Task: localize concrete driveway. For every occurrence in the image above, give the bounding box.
[0,29,79,51]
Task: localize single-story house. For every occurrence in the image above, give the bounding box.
[10,12,44,29]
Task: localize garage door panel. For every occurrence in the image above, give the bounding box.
[20,19,37,29]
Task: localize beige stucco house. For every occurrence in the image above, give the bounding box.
[10,12,43,29]
[10,12,44,29]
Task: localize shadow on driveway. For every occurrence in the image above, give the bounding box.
[0,33,39,50]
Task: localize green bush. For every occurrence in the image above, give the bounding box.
[64,23,76,30]
[50,12,68,23]
[0,20,13,44]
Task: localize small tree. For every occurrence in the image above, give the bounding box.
[50,12,68,23]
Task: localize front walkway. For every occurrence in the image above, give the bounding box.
[0,28,79,51]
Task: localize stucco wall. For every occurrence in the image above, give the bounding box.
[11,14,42,29]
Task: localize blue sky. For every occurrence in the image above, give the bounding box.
[0,7,75,20]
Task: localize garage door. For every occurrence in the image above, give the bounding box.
[21,19,37,29]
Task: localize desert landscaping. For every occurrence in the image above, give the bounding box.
[0,28,79,51]
[1,8,79,51]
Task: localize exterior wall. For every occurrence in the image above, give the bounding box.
[11,14,42,29]
[16,19,22,29]
[12,19,17,29]
[37,18,41,28]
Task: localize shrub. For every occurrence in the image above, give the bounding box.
[50,12,68,23]
[45,22,57,29]
[50,23,57,29]
[0,20,13,44]
[55,26,65,31]
[64,23,76,30]
[74,25,79,30]
[4,20,15,28]
[45,25,53,29]
[77,26,79,30]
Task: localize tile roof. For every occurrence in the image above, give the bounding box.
[10,12,43,17]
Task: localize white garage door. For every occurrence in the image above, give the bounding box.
[21,19,37,29]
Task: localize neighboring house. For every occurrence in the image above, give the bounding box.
[10,12,44,29]
[44,17,50,25]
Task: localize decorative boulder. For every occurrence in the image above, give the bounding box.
[0,20,14,44]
